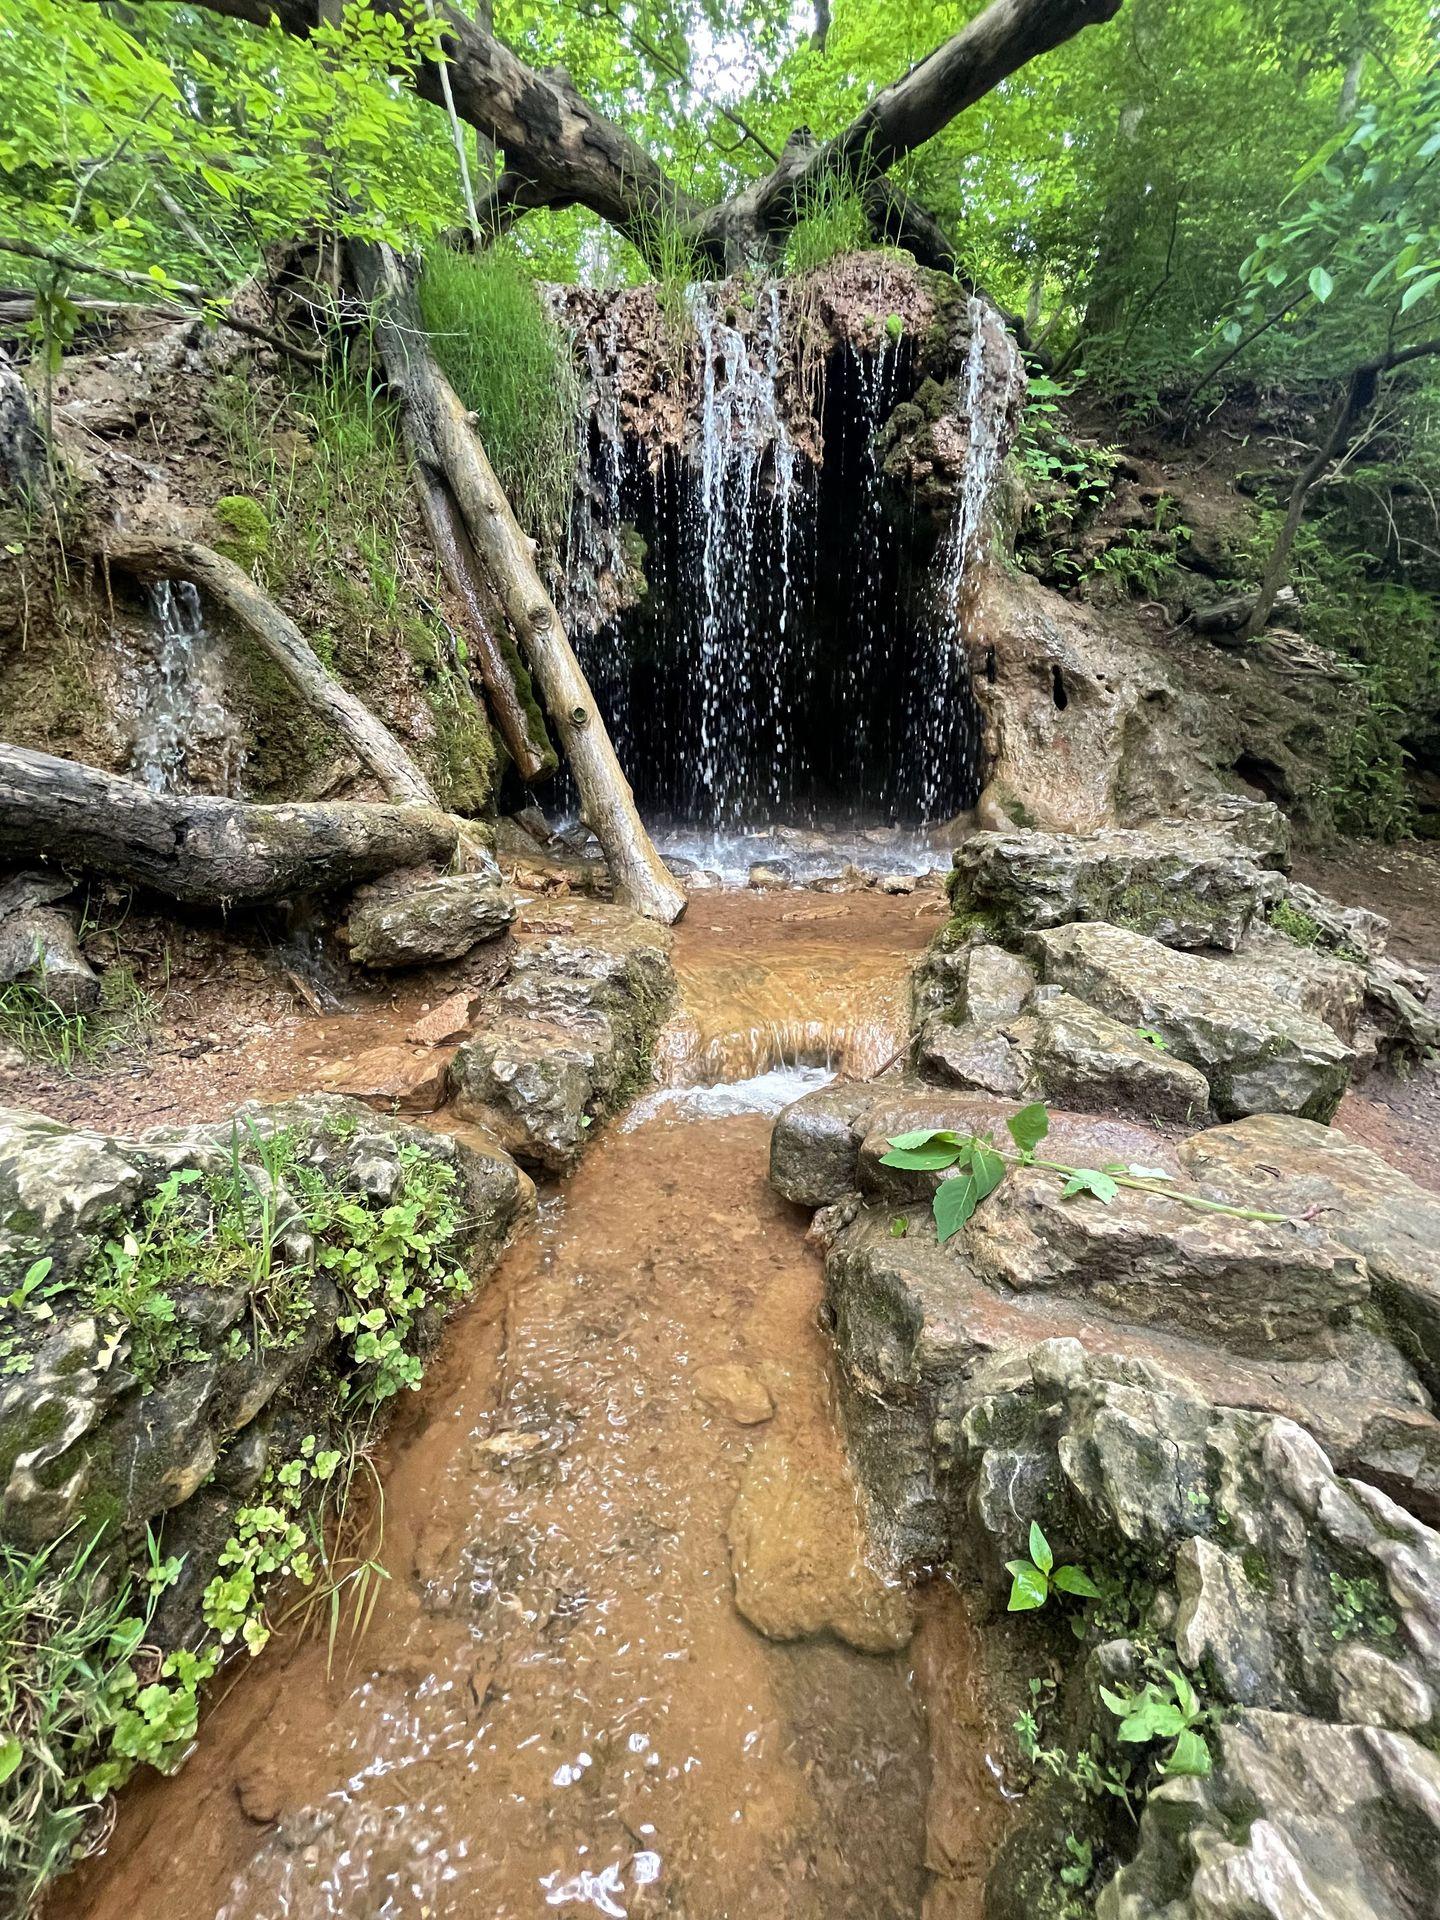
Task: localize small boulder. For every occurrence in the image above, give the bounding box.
[747,859,794,890]
[346,871,516,969]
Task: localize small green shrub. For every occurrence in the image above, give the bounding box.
[1329,1571,1398,1643]
[1269,899,1324,947]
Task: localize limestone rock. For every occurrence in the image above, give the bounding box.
[0,1097,525,1556]
[693,1361,774,1425]
[916,1018,1029,1096]
[346,871,516,969]
[450,901,673,1172]
[407,987,483,1047]
[1098,1713,1440,1920]
[769,1077,882,1208]
[309,1040,455,1113]
[1030,921,1354,1119]
[1017,991,1212,1123]
[747,859,794,890]
[1179,1114,1440,1396]
[962,1167,1367,1357]
[948,825,1278,951]
[913,938,1037,1029]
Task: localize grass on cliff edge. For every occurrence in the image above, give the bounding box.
[418,243,581,553]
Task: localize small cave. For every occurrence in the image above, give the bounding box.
[562,333,989,834]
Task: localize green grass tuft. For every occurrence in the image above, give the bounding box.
[782,172,873,277]
[419,244,581,552]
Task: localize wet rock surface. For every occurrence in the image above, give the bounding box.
[773,812,1440,1919]
[449,899,675,1171]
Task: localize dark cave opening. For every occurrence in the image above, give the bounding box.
[564,342,986,834]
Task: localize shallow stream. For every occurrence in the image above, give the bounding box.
[51,889,1009,1920]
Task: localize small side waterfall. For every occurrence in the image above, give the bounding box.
[904,297,1021,819]
[133,579,244,795]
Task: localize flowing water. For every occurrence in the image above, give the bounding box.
[51,890,1009,1920]
[132,579,244,796]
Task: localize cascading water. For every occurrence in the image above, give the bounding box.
[555,277,1020,861]
[133,579,244,796]
[904,296,1021,819]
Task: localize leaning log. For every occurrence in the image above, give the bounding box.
[349,243,687,925]
[0,744,459,904]
[101,533,440,809]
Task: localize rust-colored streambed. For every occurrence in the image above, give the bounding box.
[51,889,1008,1920]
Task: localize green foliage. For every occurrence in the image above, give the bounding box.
[1269,900,1324,947]
[208,358,496,812]
[0,0,461,330]
[0,1531,210,1910]
[1328,1571,1398,1643]
[418,245,582,551]
[0,966,157,1075]
[1005,1522,1102,1614]
[1100,1668,1214,1778]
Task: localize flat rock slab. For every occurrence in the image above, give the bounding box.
[1181,1113,1440,1395]
[308,1041,456,1114]
[347,871,516,969]
[1030,921,1354,1119]
[949,824,1279,951]
[726,1428,912,1653]
[917,991,1212,1124]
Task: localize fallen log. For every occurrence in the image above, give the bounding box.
[100,533,441,809]
[0,744,458,904]
[349,242,687,925]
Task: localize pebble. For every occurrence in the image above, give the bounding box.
[693,1362,775,1425]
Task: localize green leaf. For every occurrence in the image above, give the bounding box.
[1053,1564,1102,1598]
[1028,1520,1053,1574]
[1164,1728,1212,1777]
[0,1735,21,1784]
[1006,1101,1050,1154]
[1007,1564,1049,1611]
[1400,270,1440,312]
[887,1129,960,1150]
[933,1148,1007,1243]
[1061,1168,1120,1204]
[881,1143,964,1171]
[1307,264,1333,302]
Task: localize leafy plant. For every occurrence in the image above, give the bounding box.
[1329,1571,1398,1643]
[880,1102,1287,1245]
[1005,1522,1102,1613]
[1100,1667,1213,1778]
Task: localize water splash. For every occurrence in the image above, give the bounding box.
[133,579,244,795]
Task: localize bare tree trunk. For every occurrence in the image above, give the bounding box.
[350,243,687,925]
[378,340,557,784]
[0,744,458,903]
[101,532,441,807]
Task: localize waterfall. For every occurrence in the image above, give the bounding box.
[133,579,244,795]
[553,275,1017,854]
